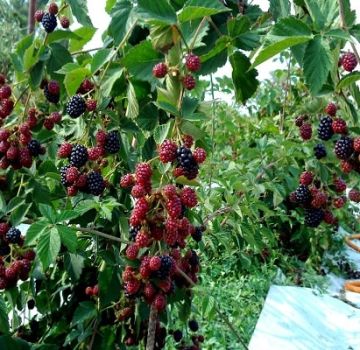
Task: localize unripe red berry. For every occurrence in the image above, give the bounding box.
[341,52,357,72]
[153,293,167,311]
[50,112,62,123]
[96,130,107,146]
[85,286,93,296]
[126,244,139,260]
[57,143,72,158]
[182,75,196,90]
[299,171,313,186]
[159,139,177,163]
[185,53,201,72]
[193,148,206,164]
[180,187,197,208]
[43,118,55,130]
[86,99,97,112]
[149,256,162,271]
[325,102,337,116]
[0,85,11,99]
[48,3,59,15]
[60,16,70,28]
[120,173,135,188]
[67,186,78,197]
[48,80,60,95]
[153,62,168,78]
[299,123,312,140]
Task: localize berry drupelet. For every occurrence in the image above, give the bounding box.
[66,95,86,118]
[69,144,88,168]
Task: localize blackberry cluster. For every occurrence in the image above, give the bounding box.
[41,13,57,33]
[129,226,141,241]
[69,145,88,168]
[314,143,326,159]
[66,95,86,118]
[294,185,311,203]
[87,171,105,196]
[305,208,324,227]
[318,116,333,141]
[176,146,199,180]
[104,131,120,154]
[334,136,353,159]
[192,226,203,242]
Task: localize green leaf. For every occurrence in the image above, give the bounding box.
[153,122,174,144]
[64,67,90,96]
[99,266,121,307]
[47,30,81,44]
[69,27,96,52]
[10,204,31,227]
[0,336,30,349]
[25,221,48,246]
[38,228,61,270]
[324,29,352,41]
[252,17,312,67]
[303,36,333,94]
[137,104,159,131]
[108,1,136,45]
[91,49,112,74]
[72,301,97,325]
[336,72,360,91]
[137,0,177,25]
[178,0,229,22]
[38,204,56,223]
[122,41,162,82]
[230,51,259,103]
[67,0,93,27]
[29,61,45,89]
[6,197,25,213]
[227,16,251,38]
[125,81,139,119]
[0,297,9,334]
[57,225,78,252]
[180,120,205,140]
[64,253,85,281]
[304,0,325,30]
[23,43,37,70]
[102,65,124,97]
[48,44,73,77]
[269,0,291,20]
[106,0,116,13]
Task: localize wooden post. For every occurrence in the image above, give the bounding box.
[28,0,36,33]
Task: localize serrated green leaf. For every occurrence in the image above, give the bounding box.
[336,72,360,91]
[64,253,84,281]
[303,36,333,94]
[25,221,48,246]
[180,120,205,140]
[230,51,259,103]
[125,82,139,119]
[6,197,25,213]
[57,225,77,252]
[178,0,229,22]
[72,301,97,325]
[47,30,81,44]
[0,297,9,334]
[64,67,90,96]
[91,49,112,74]
[101,65,124,97]
[67,0,93,27]
[69,27,96,52]
[38,204,56,223]
[269,0,291,20]
[122,41,162,82]
[153,122,174,144]
[304,0,325,30]
[38,227,61,270]
[108,1,136,45]
[137,0,177,25]
[106,0,116,13]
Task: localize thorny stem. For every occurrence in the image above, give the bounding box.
[175,267,249,350]
[173,25,190,51]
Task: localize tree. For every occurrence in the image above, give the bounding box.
[0,0,359,349]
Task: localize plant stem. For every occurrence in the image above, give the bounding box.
[145,304,158,350]
[190,17,207,51]
[208,75,216,196]
[76,226,129,244]
[14,85,30,108]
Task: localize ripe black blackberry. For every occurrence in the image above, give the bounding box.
[304,208,324,227]
[41,12,57,33]
[27,140,41,156]
[314,143,326,159]
[188,319,199,332]
[155,256,173,279]
[192,226,203,242]
[0,243,10,256]
[129,225,141,241]
[44,85,59,103]
[60,165,70,186]
[294,185,311,204]
[317,116,333,141]
[173,330,183,342]
[104,131,120,154]
[177,146,199,179]
[66,95,86,118]
[87,171,105,195]
[188,250,199,266]
[6,227,21,243]
[334,136,353,160]
[69,144,88,168]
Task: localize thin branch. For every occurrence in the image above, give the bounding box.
[145,304,158,350]
[203,206,234,226]
[190,17,207,51]
[76,227,129,244]
[71,47,104,56]
[176,267,249,350]
[88,320,99,350]
[208,75,216,196]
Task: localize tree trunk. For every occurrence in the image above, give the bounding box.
[28,0,36,33]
